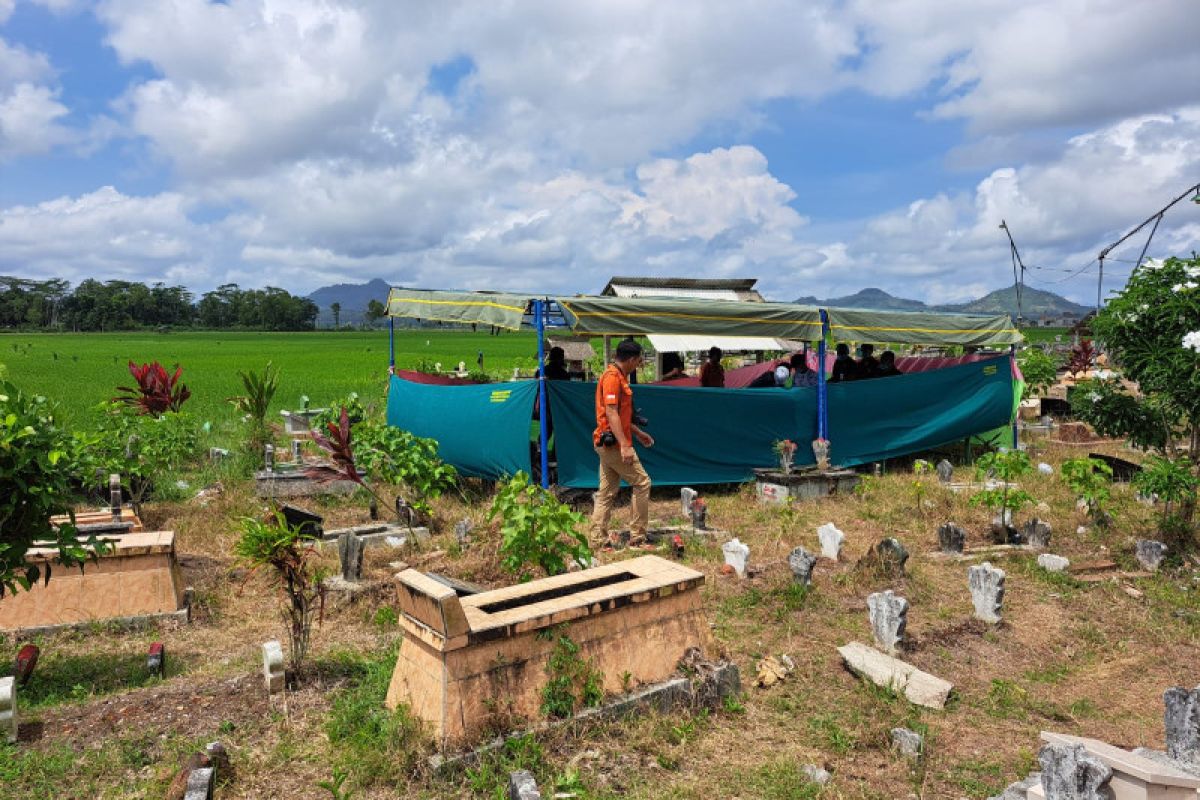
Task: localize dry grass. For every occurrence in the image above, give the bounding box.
[3,432,1199,799]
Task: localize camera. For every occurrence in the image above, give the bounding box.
[633,408,650,427]
[599,430,617,447]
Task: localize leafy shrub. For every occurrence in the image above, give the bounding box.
[971,450,1034,525]
[113,361,190,416]
[90,403,200,516]
[313,392,366,431]
[1071,378,1175,452]
[234,512,325,671]
[0,382,110,596]
[538,627,604,718]
[1134,456,1199,538]
[1017,347,1060,400]
[1060,457,1114,524]
[228,362,278,448]
[489,471,590,580]
[353,422,457,518]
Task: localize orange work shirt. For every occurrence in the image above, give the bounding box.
[593,364,633,446]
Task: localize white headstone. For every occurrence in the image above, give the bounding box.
[1037,554,1070,573]
[1038,462,1054,475]
[968,562,1005,624]
[721,538,750,578]
[0,676,15,743]
[817,523,845,561]
[867,590,908,655]
[681,487,698,515]
[262,640,285,695]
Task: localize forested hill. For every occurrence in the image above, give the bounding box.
[0,277,318,332]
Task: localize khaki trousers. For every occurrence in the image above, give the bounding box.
[590,445,651,541]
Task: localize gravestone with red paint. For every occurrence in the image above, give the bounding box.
[14,644,38,687]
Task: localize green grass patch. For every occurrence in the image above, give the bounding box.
[0,736,159,799]
[0,648,181,711]
[734,758,826,799]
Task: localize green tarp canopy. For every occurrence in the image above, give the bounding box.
[385,287,1022,347]
[556,296,824,340]
[824,308,1022,347]
[385,288,530,330]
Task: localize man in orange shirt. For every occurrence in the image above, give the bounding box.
[591,339,655,548]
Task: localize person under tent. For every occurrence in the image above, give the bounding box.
[830,343,859,383]
[858,343,880,378]
[876,350,903,378]
[659,351,686,380]
[699,346,725,387]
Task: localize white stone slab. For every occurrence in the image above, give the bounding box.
[836,641,952,710]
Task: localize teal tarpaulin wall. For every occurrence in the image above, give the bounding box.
[549,380,818,488]
[385,355,1015,486]
[826,355,1016,468]
[386,376,536,479]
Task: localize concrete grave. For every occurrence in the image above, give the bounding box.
[508,770,542,800]
[1164,685,1200,765]
[753,468,861,503]
[1029,731,1200,800]
[320,523,430,549]
[788,546,817,586]
[262,641,285,695]
[681,487,698,516]
[254,465,356,499]
[867,590,908,655]
[385,556,711,747]
[892,727,923,759]
[875,538,909,575]
[968,562,1006,624]
[722,539,750,578]
[938,522,966,554]
[1036,741,1113,799]
[0,676,15,743]
[837,642,952,709]
[1038,554,1070,573]
[818,523,845,561]
[1135,540,1168,572]
[936,459,954,483]
[1024,519,1053,549]
[338,532,365,582]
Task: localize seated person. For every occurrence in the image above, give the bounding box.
[747,362,783,388]
[699,346,725,387]
[790,353,818,388]
[830,343,860,383]
[858,343,880,378]
[876,350,903,377]
[659,351,686,380]
[540,346,570,380]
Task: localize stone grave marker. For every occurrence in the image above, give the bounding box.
[681,487,698,516]
[867,590,908,655]
[264,444,275,471]
[1135,540,1168,572]
[891,727,923,759]
[147,642,165,677]
[817,522,844,560]
[1038,742,1112,799]
[291,439,302,462]
[338,532,364,582]
[721,539,749,578]
[1023,518,1053,549]
[968,562,1005,624]
[937,522,965,554]
[1038,462,1054,475]
[14,644,38,686]
[875,537,909,575]
[1165,685,1200,764]
[1038,554,1070,573]
[936,459,954,484]
[262,641,285,695]
[508,770,542,800]
[183,766,215,800]
[454,519,473,548]
[691,498,708,530]
[0,676,15,743]
[788,546,817,586]
[109,473,122,519]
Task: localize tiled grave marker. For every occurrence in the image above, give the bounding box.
[788,546,816,586]
[968,562,1005,624]
[938,523,965,554]
[818,523,844,560]
[722,539,749,578]
[262,640,284,694]
[867,590,908,655]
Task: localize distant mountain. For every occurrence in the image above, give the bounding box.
[791,285,1088,321]
[938,286,1091,318]
[307,278,392,326]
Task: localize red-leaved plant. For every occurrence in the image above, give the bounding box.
[114,361,191,416]
[1066,340,1096,379]
[307,407,405,525]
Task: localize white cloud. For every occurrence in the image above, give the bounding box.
[0,82,71,158]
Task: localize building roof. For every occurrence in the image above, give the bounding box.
[601,276,764,302]
[545,337,596,361]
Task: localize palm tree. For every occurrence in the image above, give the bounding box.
[330,302,341,329]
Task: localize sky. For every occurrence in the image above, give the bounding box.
[0,1,1198,305]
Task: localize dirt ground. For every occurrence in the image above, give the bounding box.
[2,432,1198,799]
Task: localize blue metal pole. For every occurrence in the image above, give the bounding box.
[1010,344,1019,450]
[535,299,550,488]
[388,316,395,371]
[816,310,828,441]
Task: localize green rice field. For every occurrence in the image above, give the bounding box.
[0,330,537,440]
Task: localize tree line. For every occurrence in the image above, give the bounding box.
[0,277,319,332]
